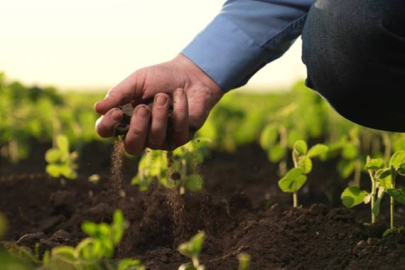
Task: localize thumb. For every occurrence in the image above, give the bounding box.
[95,72,143,115]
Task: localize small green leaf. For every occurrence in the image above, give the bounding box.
[365,158,385,170]
[337,160,355,178]
[278,168,307,193]
[387,189,405,205]
[46,164,62,178]
[268,144,286,162]
[298,156,312,174]
[342,144,358,160]
[307,144,329,158]
[260,125,278,149]
[178,232,205,259]
[118,259,145,270]
[45,149,61,163]
[398,163,405,176]
[377,175,392,190]
[341,187,366,208]
[51,246,76,261]
[376,168,392,180]
[383,228,395,237]
[114,210,124,225]
[82,222,98,237]
[294,140,307,155]
[184,175,203,192]
[363,194,372,204]
[390,151,405,170]
[56,135,70,153]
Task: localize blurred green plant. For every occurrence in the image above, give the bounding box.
[45,135,78,180]
[237,253,250,270]
[2,210,144,270]
[132,140,208,193]
[178,232,205,270]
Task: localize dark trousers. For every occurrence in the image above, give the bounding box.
[302,0,405,132]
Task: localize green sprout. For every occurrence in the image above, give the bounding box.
[333,127,363,187]
[237,253,250,270]
[341,156,389,224]
[44,210,145,270]
[278,140,328,207]
[132,149,169,191]
[1,210,144,270]
[178,232,205,270]
[341,151,405,231]
[171,141,206,194]
[45,134,78,180]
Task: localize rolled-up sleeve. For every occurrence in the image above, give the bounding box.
[182,0,314,91]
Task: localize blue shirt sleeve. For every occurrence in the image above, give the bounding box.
[181,0,314,91]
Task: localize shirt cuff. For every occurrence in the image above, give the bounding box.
[181,15,269,92]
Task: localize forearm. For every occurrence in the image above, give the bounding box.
[182,0,314,91]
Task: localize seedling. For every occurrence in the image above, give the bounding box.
[132,141,206,194]
[278,140,328,207]
[2,210,144,270]
[132,149,170,191]
[238,253,250,270]
[333,128,363,187]
[341,151,405,231]
[45,134,78,180]
[178,232,205,270]
[45,210,145,269]
[341,156,388,224]
[171,141,206,194]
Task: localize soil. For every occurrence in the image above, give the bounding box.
[2,143,405,270]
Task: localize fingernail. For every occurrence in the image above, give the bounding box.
[175,88,184,98]
[137,106,149,117]
[156,95,167,106]
[112,110,123,121]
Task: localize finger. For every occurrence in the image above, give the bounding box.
[95,108,124,138]
[147,93,170,149]
[172,88,189,148]
[124,105,151,155]
[94,73,141,115]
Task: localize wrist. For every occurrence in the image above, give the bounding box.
[173,54,223,99]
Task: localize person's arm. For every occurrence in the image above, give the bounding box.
[95,0,314,154]
[182,0,314,91]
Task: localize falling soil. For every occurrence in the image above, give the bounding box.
[110,140,124,209]
[3,143,405,269]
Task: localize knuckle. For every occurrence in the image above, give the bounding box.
[131,128,144,137]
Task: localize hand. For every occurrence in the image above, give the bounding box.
[94,54,223,155]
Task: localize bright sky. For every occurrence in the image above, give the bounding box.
[1,0,306,91]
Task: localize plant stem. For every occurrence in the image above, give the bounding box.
[354,159,361,187]
[389,171,397,230]
[368,170,376,224]
[192,257,199,269]
[293,192,298,208]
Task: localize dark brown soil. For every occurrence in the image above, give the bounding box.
[2,144,405,270]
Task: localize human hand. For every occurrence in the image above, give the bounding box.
[94,54,223,154]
